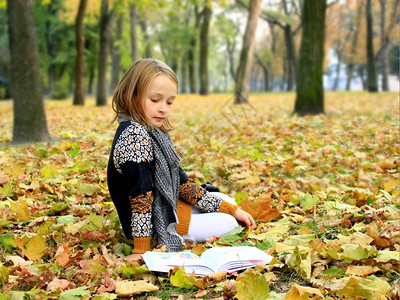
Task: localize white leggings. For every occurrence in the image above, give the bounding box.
[187,192,239,242]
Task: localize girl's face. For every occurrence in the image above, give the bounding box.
[143,74,177,128]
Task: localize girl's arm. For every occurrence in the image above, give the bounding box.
[178,168,238,216]
[178,168,255,228]
[113,123,155,254]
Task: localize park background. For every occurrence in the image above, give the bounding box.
[0,0,399,299]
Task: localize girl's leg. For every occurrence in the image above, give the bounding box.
[188,192,239,242]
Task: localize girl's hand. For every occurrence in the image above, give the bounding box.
[234,208,256,229]
[113,253,143,264]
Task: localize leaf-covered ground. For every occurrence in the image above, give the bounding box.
[0,92,398,299]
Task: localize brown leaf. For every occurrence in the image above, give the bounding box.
[240,193,281,222]
[46,278,74,292]
[377,161,397,169]
[55,243,70,267]
[80,230,107,242]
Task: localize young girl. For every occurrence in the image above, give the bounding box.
[107,58,255,256]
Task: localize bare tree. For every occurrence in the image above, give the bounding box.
[7,0,50,143]
[130,4,138,62]
[73,0,89,105]
[345,2,363,91]
[366,0,378,92]
[234,0,262,103]
[199,0,212,95]
[110,15,123,91]
[96,0,115,106]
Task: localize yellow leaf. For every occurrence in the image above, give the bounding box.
[25,235,46,261]
[384,179,399,192]
[235,268,270,300]
[170,266,203,289]
[334,276,392,300]
[283,283,323,300]
[345,265,380,277]
[115,280,159,296]
[287,246,312,279]
[374,250,400,263]
[9,199,31,221]
[241,175,260,185]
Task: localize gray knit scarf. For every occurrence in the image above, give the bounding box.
[118,113,183,251]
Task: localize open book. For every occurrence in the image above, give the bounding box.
[142,246,273,277]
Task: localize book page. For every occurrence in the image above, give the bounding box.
[200,246,273,273]
[142,251,215,276]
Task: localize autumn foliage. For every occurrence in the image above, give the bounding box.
[0,92,398,299]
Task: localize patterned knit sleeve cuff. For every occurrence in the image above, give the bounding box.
[132,236,151,254]
[218,200,239,216]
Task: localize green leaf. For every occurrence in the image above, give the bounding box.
[120,265,150,276]
[217,226,244,244]
[0,184,13,197]
[234,192,249,205]
[123,244,133,256]
[41,165,59,179]
[89,214,104,230]
[0,261,9,286]
[300,193,317,211]
[92,293,118,300]
[78,183,100,196]
[59,286,90,300]
[340,245,378,261]
[235,268,270,300]
[255,237,276,250]
[0,232,17,252]
[69,147,80,157]
[323,268,346,277]
[45,203,69,216]
[57,215,76,225]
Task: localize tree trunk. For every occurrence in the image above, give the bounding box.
[110,15,123,92]
[282,0,297,91]
[227,39,236,82]
[366,0,378,92]
[345,2,363,91]
[96,0,114,106]
[181,55,187,93]
[333,51,342,91]
[130,4,138,62]
[283,24,296,91]
[234,0,262,104]
[140,19,152,58]
[379,0,388,91]
[188,5,200,94]
[45,0,57,94]
[358,65,367,90]
[88,62,95,94]
[73,0,88,105]
[293,0,326,116]
[7,0,50,143]
[199,1,212,95]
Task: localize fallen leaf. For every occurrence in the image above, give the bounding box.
[115,280,159,296]
[55,243,70,267]
[47,278,73,292]
[235,268,270,300]
[283,283,323,299]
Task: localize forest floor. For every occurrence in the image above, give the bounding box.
[0,92,398,299]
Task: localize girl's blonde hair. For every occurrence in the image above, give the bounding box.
[112,58,178,132]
